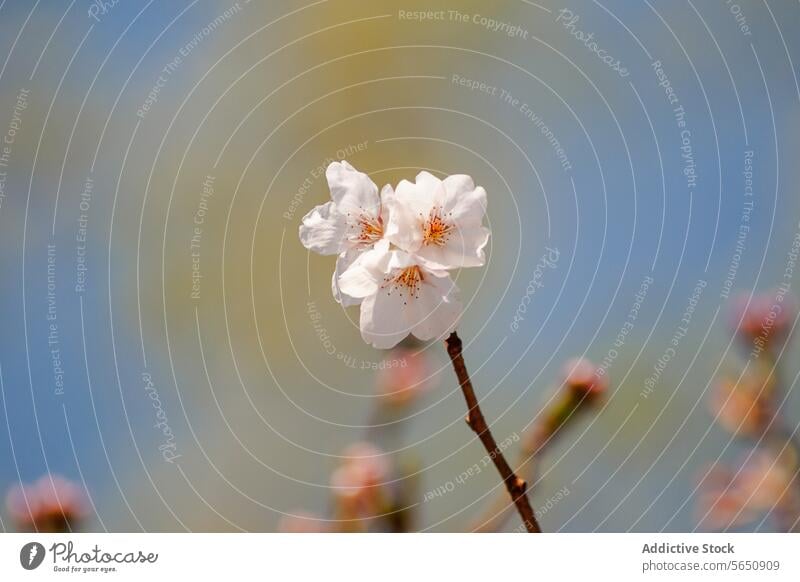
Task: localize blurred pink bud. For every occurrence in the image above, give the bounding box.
[330,443,391,518]
[696,464,755,530]
[340,442,390,488]
[561,358,608,400]
[375,349,434,407]
[697,450,798,530]
[278,510,329,533]
[730,291,796,351]
[709,376,771,436]
[5,475,88,532]
[330,464,371,505]
[737,450,796,510]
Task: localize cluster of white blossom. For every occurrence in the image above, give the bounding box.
[300,161,490,348]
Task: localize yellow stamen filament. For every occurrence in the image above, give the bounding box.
[422,207,454,247]
[347,211,383,245]
[383,266,424,304]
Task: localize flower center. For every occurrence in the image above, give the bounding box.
[348,212,383,245]
[383,266,424,303]
[422,207,454,247]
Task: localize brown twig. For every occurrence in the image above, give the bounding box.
[470,402,563,532]
[445,332,541,533]
[470,385,593,531]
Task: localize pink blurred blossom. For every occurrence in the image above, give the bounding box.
[5,475,88,532]
[375,349,434,407]
[709,376,771,437]
[737,450,797,510]
[330,442,391,520]
[561,358,609,400]
[696,464,757,530]
[697,450,798,530]
[730,291,796,352]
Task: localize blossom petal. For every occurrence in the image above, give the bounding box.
[409,271,462,341]
[385,178,444,253]
[331,249,363,307]
[326,161,380,217]
[337,242,392,299]
[379,183,395,221]
[441,176,487,226]
[299,201,345,255]
[357,260,462,349]
[416,225,490,269]
[415,171,442,193]
[359,292,414,349]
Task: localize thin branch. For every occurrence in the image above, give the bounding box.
[445,332,541,533]
[470,386,586,532]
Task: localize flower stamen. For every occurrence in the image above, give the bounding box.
[383,266,424,304]
[422,207,454,247]
[347,211,383,245]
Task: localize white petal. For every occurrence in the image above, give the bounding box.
[385,248,417,271]
[331,250,363,307]
[441,178,487,226]
[359,292,412,349]
[415,171,442,193]
[409,271,462,342]
[379,183,395,222]
[401,177,447,214]
[416,225,491,269]
[326,161,380,217]
[337,242,392,299]
[385,178,441,253]
[394,178,417,199]
[442,174,475,197]
[357,259,463,349]
[385,209,420,254]
[299,201,345,255]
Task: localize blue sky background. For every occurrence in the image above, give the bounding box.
[0,0,799,532]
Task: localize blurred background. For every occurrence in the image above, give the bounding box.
[0,0,799,532]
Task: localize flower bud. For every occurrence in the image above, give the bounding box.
[330,443,391,520]
[5,475,88,532]
[561,358,608,401]
[738,449,797,509]
[730,291,797,352]
[375,349,434,407]
[709,376,771,436]
[341,442,391,487]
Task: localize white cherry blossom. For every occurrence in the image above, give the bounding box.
[338,245,462,349]
[300,162,489,349]
[385,171,490,270]
[299,161,393,306]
